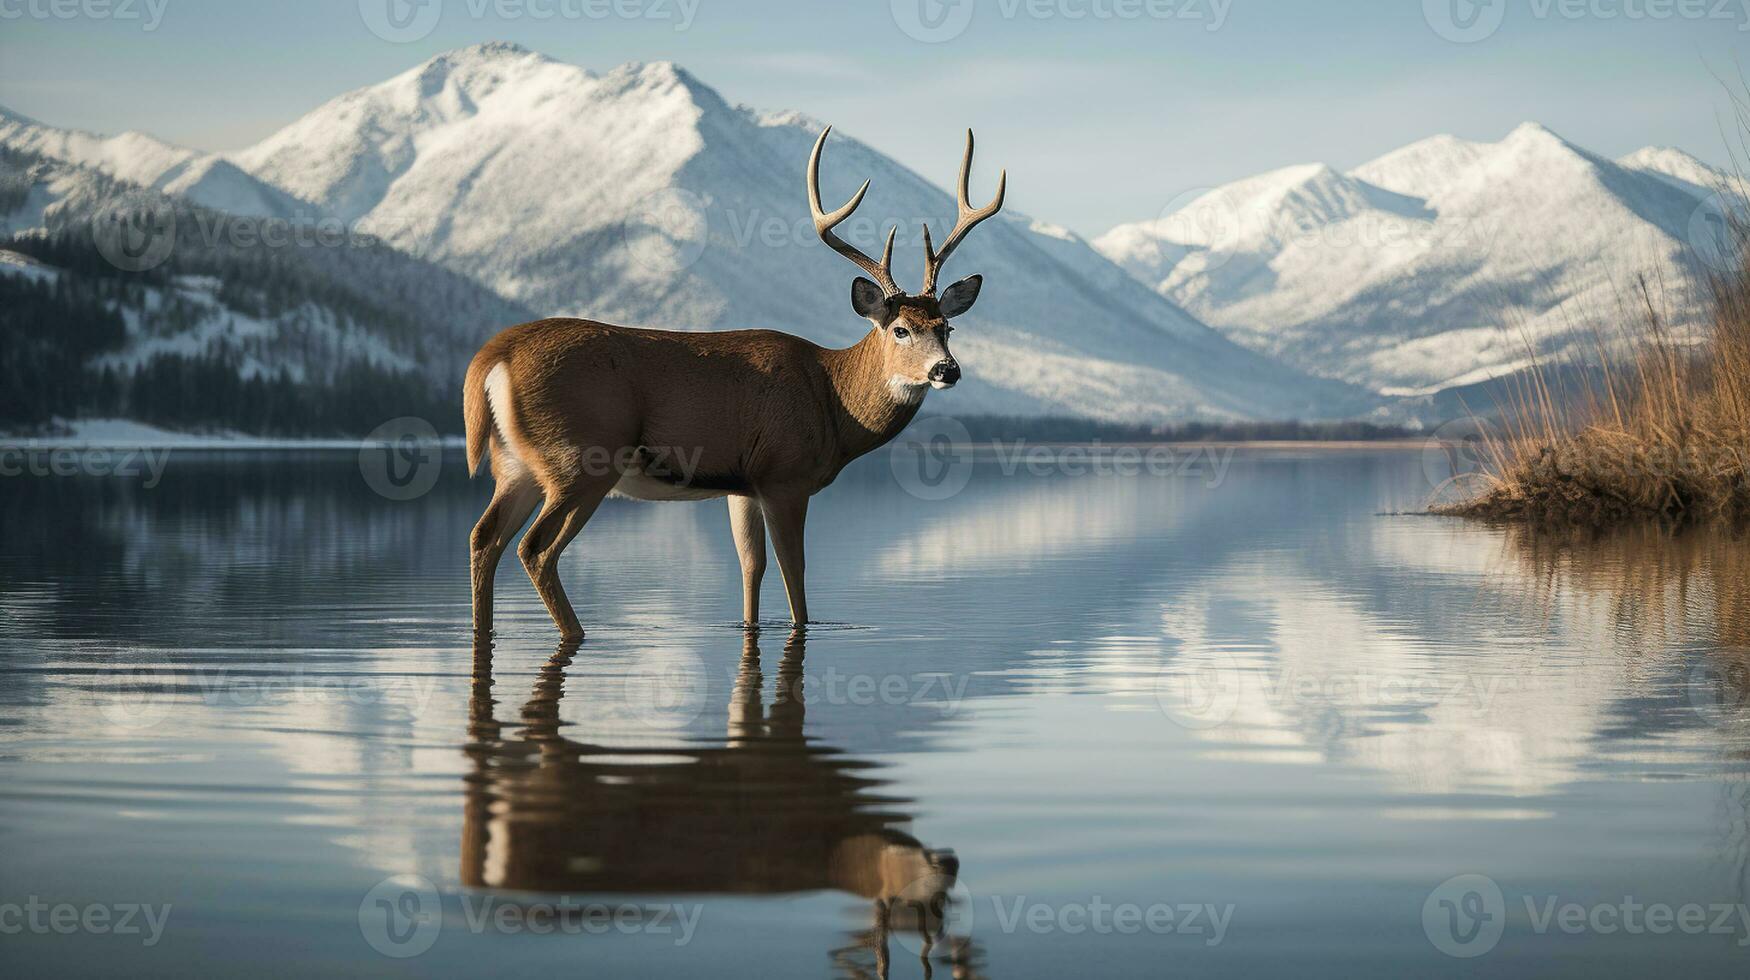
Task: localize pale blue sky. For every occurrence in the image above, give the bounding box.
[1,0,1744,234]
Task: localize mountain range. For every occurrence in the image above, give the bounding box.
[1093,123,1732,396]
[0,42,1734,431]
[0,142,534,432]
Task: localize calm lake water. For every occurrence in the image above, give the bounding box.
[4,444,1750,977]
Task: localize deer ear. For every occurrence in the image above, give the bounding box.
[938,274,982,318]
[851,277,890,319]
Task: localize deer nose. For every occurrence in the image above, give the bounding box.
[929,360,961,386]
[927,848,959,877]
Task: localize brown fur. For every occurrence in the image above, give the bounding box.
[464,315,937,496]
[462,308,953,638]
[462,354,493,478]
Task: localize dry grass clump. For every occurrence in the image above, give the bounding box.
[1445,248,1750,526]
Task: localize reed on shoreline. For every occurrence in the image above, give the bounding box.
[1441,223,1750,526]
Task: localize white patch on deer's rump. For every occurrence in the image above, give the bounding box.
[485,362,535,479]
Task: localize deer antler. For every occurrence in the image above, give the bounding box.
[921,129,1006,295]
[808,127,901,297]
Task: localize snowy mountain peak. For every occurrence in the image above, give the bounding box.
[408,40,554,85]
[598,59,726,111]
[214,48,1376,422]
[1255,163,1384,228]
[1504,120,1563,143]
[1349,133,1484,198]
[392,41,579,114]
[229,46,732,225]
[1495,121,1597,167]
[0,108,311,219]
[442,39,538,61]
[1468,122,1589,178]
[396,45,708,112]
[1096,122,1718,396]
[1617,145,1731,197]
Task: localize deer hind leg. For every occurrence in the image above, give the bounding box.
[727,495,767,627]
[761,494,809,627]
[470,450,541,638]
[519,472,620,641]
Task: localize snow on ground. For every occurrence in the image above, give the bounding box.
[0,247,59,283]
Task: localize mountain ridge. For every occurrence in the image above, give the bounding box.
[0,143,538,433]
[218,42,1380,422]
[12,44,1717,421]
[1094,121,1722,395]
[0,104,315,221]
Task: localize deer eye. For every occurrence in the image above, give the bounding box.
[892,326,911,340]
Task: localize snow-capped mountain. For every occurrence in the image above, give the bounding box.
[0,105,312,221]
[224,42,1377,422]
[1,145,536,433]
[1616,145,1744,200]
[1095,123,1724,395]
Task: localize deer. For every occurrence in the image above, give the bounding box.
[462,126,1005,639]
[462,631,977,975]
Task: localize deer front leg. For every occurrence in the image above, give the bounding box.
[727,495,767,627]
[761,494,809,627]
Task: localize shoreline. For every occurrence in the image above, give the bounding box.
[3,434,1429,453]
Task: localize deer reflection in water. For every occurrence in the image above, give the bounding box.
[464,630,979,978]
